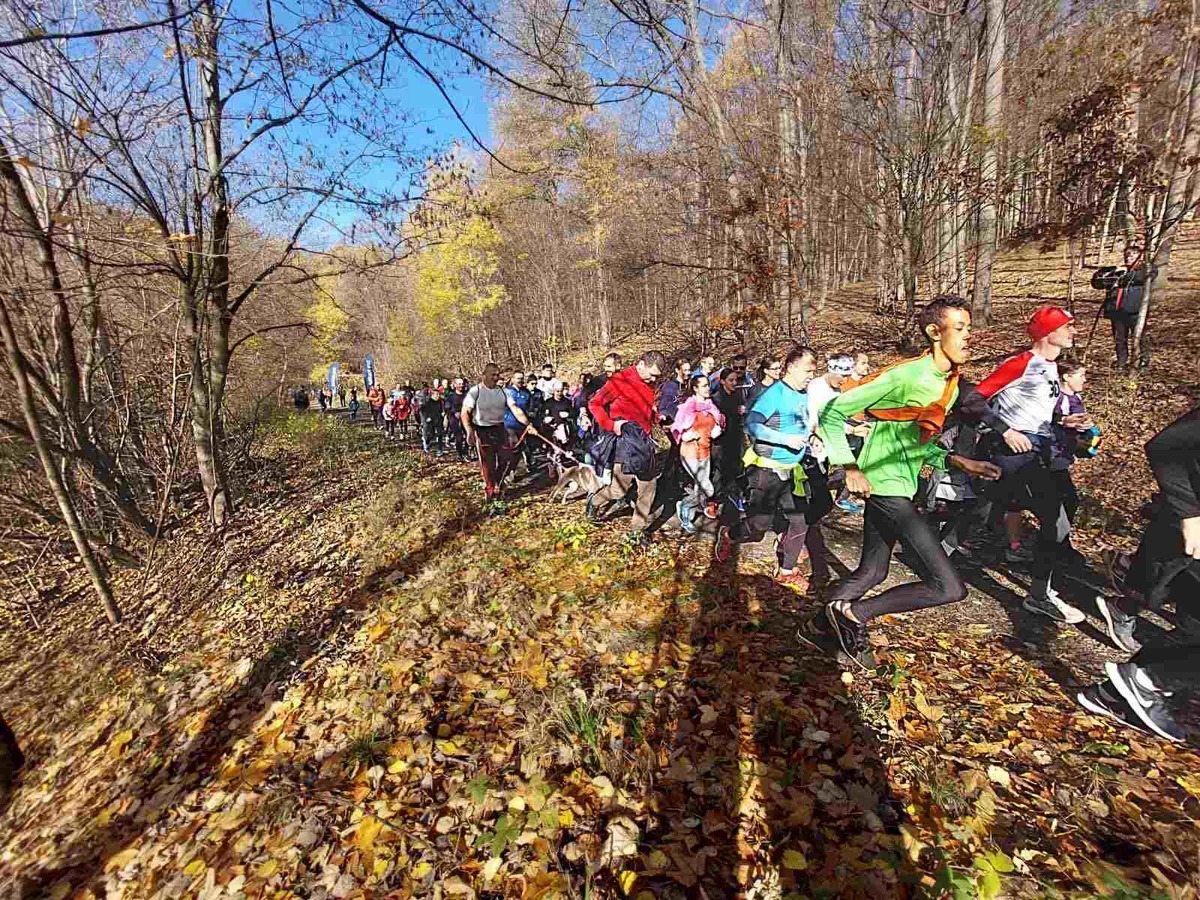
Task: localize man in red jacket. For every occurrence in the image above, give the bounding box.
[587,351,666,538]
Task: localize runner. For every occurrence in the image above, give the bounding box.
[577,353,622,459]
[657,358,691,427]
[976,305,1093,623]
[444,377,470,460]
[848,351,871,386]
[394,389,413,441]
[367,384,385,427]
[657,357,693,501]
[747,355,783,408]
[714,347,832,591]
[538,382,576,453]
[586,351,666,542]
[462,363,529,501]
[535,363,562,399]
[671,375,724,535]
[728,354,753,399]
[713,366,746,507]
[809,354,869,515]
[382,392,398,439]
[1077,406,1200,742]
[348,387,360,421]
[1001,358,1093,563]
[421,385,446,455]
[504,372,536,477]
[817,296,1002,669]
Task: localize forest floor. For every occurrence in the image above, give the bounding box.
[1,237,1199,900]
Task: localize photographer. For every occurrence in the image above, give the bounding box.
[1092,246,1157,371]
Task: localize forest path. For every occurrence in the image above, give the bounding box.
[2,412,1199,900]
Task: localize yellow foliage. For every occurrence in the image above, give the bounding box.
[413,216,507,334]
[305,267,349,368]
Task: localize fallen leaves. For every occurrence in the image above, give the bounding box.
[8,429,1200,900]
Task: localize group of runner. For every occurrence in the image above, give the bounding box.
[339,296,1198,745]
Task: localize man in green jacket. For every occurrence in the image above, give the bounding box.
[818,296,1001,669]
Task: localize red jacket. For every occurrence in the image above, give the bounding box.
[589,365,657,435]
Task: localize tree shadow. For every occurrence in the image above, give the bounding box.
[3,501,495,898]
[634,538,915,898]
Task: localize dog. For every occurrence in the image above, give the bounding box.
[550,459,606,503]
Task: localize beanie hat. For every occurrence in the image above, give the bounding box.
[828,356,855,376]
[1028,306,1073,342]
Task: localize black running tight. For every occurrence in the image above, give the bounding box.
[829,495,967,622]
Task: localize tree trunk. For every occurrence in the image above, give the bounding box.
[0,294,120,624]
[971,0,1006,324]
[193,0,235,528]
[1135,28,1200,363]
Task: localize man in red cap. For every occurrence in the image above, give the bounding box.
[976,304,1094,623]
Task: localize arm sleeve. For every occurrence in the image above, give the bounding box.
[976,352,1031,401]
[1146,410,1200,521]
[745,392,792,447]
[588,379,617,433]
[818,370,906,466]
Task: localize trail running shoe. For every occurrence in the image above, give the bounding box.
[585,493,602,523]
[1096,596,1141,654]
[1105,662,1185,743]
[825,601,876,671]
[714,525,733,563]
[704,502,720,519]
[1023,586,1085,624]
[836,497,865,514]
[1076,681,1142,730]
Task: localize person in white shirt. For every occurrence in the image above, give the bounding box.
[807,354,855,438]
[535,363,563,398]
[808,353,864,513]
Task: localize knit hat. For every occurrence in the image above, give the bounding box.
[1028,306,1074,342]
[828,356,855,376]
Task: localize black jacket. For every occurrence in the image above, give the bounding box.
[614,422,656,480]
[1093,264,1157,320]
[1147,407,1200,522]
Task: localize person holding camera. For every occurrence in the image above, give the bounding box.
[1092,245,1158,371]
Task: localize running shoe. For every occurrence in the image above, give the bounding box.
[1076,681,1142,730]
[585,493,602,523]
[776,570,810,593]
[1022,586,1085,624]
[824,601,876,670]
[704,502,720,520]
[1095,596,1141,654]
[714,525,733,563]
[836,497,865,514]
[1105,662,1185,743]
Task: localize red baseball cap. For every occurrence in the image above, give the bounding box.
[1028,306,1074,342]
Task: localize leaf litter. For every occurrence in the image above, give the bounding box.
[0,396,1198,899]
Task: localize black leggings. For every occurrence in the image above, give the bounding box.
[829,495,967,622]
[974,460,1077,593]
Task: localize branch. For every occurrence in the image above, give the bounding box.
[0,4,201,49]
[229,322,314,355]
